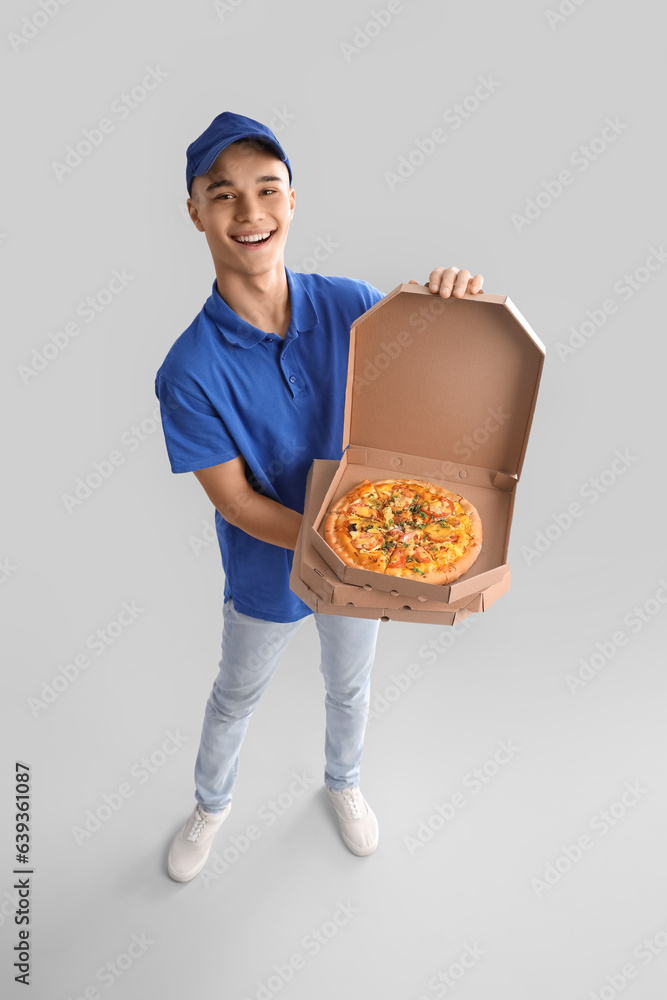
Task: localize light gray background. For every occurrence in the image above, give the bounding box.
[2,1,666,997]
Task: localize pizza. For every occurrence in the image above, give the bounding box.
[323,478,482,585]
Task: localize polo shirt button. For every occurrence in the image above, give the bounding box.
[289,375,296,383]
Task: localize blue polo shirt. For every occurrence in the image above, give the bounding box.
[155,266,384,622]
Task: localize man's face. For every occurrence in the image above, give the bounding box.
[187,141,295,279]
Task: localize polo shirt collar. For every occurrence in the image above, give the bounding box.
[203,266,319,348]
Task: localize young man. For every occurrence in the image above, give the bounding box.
[155,112,484,882]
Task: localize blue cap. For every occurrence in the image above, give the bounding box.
[186,112,292,195]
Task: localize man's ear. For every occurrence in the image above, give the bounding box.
[187,195,205,232]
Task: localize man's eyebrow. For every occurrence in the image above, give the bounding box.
[205,175,285,192]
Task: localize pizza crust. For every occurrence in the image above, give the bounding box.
[324,511,388,573]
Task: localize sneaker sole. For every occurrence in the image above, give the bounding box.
[167,849,212,883]
[340,831,379,857]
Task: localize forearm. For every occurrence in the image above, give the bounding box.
[218,489,303,551]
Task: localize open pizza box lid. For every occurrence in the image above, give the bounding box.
[307,283,545,603]
[291,459,511,624]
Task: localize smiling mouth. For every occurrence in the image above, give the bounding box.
[230,231,275,247]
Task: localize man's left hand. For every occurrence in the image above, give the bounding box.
[409,266,484,298]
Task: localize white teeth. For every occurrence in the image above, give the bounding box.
[233,232,272,243]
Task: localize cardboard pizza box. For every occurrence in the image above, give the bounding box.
[290,516,473,624]
[298,461,475,611]
[306,283,545,604]
[290,459,511,624]
[291,572,474,625]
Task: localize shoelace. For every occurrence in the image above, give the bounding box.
[186,809,207,843]
[339,787,364,820]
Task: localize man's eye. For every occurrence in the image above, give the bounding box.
[215,194,233,200]
[261,188,276,195]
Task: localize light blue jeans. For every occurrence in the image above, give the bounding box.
[194,597,381,814]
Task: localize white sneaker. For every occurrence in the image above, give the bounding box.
[167,803,231,882]
[326,786,379,856]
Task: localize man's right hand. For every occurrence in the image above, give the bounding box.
[193,456,303,551]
